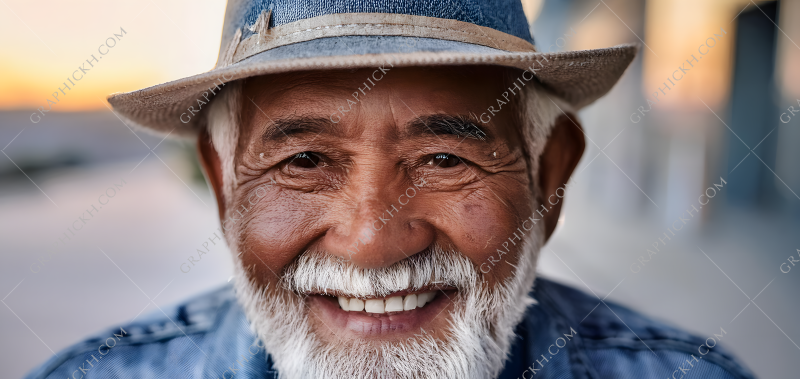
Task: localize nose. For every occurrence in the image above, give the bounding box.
[320,183,434,269]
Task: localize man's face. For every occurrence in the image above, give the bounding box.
[201,66,565,378]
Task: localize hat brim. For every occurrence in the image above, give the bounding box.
[107,36,638,138]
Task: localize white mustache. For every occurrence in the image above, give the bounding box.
[281,246,479,298]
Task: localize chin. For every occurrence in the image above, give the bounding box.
[232,230,544,379]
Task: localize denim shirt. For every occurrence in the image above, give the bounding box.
[26,278,755,379]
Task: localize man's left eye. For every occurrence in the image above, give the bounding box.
[427,153,462,168]
[289,152,322,169]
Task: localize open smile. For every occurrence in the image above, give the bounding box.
[306,287,457,336]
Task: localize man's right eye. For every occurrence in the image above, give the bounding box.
[427,153,462,168]
[288,152,322,169]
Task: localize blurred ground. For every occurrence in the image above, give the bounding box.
[0,111,234,378]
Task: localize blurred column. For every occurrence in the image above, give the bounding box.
[773,0,800,218]
[643,0,740,224]
[725,2,780,209]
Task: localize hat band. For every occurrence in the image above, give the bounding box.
[223,12,537,66]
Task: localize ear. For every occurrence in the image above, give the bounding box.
[197,127,228,221]
[538,113,585,241]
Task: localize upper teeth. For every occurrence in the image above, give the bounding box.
[337,292,437,313]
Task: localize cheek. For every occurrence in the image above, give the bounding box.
[238,191,328,282]
[435,187,533,283]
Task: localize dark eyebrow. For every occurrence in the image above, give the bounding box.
[261,116,341,143]
[405,114,490,141]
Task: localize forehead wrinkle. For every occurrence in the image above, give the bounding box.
[246,87,370,146]
[346,92,405,146]
[246,73,366,116]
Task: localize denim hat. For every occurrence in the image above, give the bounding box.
[108,0,637,137]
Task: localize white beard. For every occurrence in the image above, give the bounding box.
[231,219,545,379]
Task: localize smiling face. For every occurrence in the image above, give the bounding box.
[197,65,584,378]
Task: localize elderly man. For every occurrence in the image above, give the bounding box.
[27,0,754,378]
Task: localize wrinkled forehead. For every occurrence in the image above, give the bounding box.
[238,66,524,144]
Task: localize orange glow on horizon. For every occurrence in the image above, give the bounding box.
[0,0,226,111]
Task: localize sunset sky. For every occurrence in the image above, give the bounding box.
[0,0,226,111]
[0,0,795,112]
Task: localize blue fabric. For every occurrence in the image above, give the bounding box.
[495,279,755,379]
[220,0,534,58]
[25,278,755,379]
[229,0,533,44]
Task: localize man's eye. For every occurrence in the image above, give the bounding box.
[427,153,462,168]
[288,152,321,169]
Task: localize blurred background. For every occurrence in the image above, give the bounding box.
[1,0,798,377]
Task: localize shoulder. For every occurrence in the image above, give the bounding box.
[24,284,272,379]
[532,278,755,379]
